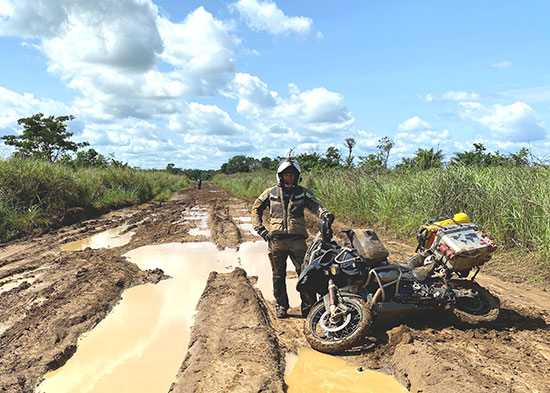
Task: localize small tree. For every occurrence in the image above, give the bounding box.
[1,113,88,162]
[320,146,342,168]
[396,147,444,170]
[358,153,383,169]
[297,152,322,171]
[377,136,394,169]
[344,138,356,168]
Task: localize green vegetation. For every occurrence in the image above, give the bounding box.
[0,157,189,241]
[213,165,550,284]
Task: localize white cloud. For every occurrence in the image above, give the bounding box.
[459,101,546,142]
[168,102,245,136]
[232,0,313,35]
[0,87,73,131]
[1,0,163,71]
[230,73,354,132]
[157,6,239,93]
[496,85,550,104]
[397,116,431,132]
[490,60,513,69]
[424,91,481,103]
[226,73,278,116]
[227,73,355,154]
[1,1,240,112]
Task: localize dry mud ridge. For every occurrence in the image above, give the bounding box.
[1,183,549,393]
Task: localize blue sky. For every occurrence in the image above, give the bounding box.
[1,0,549,169]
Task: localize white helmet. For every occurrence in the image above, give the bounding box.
[276,158,302,188]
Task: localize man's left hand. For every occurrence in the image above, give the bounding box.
[322,212,334,224]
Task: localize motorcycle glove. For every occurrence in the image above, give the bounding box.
[322,212,335,224]
[257,227,272,242]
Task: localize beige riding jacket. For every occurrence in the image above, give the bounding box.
[251,185,327,238]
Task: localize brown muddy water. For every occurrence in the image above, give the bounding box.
[37,241,279,393]
[286,349,407,393]
[61,226,135,251]
[38,234,403,392]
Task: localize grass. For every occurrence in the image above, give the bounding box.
[0,157,189,242]
[213,165,550,285]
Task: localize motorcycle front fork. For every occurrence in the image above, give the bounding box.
[326,279,346,321]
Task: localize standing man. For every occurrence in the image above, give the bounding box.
[251,158,334,318]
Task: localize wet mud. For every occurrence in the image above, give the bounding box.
[1,182,549,392]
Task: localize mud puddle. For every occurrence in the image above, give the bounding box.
[62,226,135,251]
[37,241,289,393]
[286,349,406,393]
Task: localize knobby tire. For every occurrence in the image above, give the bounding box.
[304,297,372,354]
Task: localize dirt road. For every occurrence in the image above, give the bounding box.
[1,183,549,393]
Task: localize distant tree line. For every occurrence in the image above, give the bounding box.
[218,136,541,175]
[164,164,216,181]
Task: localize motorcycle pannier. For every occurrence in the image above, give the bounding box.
[351,229,389,267]
[431,224,496,271]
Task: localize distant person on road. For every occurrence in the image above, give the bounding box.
[197,177,202,190]
[251,157,333,318]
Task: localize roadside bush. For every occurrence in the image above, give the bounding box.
[0,157,189,242]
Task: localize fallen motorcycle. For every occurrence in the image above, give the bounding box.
[297,214,500,354]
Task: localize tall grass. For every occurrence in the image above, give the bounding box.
[213,166,550,257]
[0,157,189,241]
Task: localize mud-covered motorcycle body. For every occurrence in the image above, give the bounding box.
[297,221,499,354]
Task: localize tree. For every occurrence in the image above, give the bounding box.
[397,147,444,170]
[450,143,499,166]
[358,153,383,169]
[508,147,530,167]
[73,148,108,168]
[296,152,322,171]
[377,136,394,169]
[260,157,277,170]
[344,138,356,168]
[166,163,184,175]
[221,155,261,174]
[320,146,342,168]
[1,113,88,162]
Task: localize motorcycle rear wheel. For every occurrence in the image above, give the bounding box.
[304,296,372,354]
[450,280,500,325]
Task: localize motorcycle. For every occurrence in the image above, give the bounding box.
[297,217,500,354]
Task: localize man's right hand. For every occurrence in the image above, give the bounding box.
[258,227,272,242]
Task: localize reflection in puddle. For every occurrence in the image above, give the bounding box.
[37,242,284,393]
[187,210,210,238]
[62,227,135,251]
[285,348,407,393]
[237,242,301,307]
[233,216,254,236]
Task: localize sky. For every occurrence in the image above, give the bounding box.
[1,0,549,169]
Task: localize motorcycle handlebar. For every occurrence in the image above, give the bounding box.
[321,218,333,242]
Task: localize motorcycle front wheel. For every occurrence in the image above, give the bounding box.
[449,280,500,325]
[304,296,372,354]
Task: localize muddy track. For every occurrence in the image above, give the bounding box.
[1,183,549,393]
